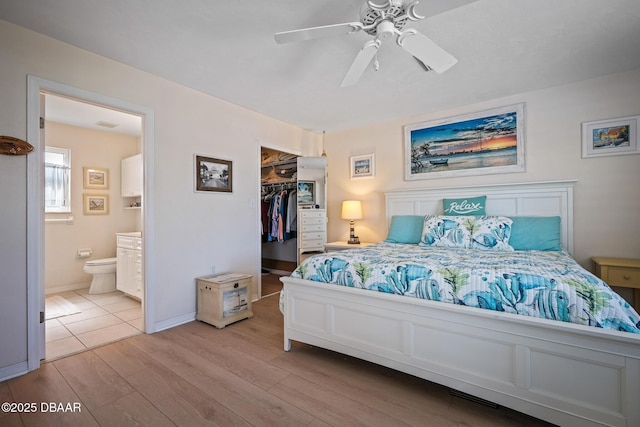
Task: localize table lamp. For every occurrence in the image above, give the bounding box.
[341,200,363,244]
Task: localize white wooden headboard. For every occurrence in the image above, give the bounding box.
[385,180,576,254]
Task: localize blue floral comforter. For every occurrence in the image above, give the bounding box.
[290,243,640,333]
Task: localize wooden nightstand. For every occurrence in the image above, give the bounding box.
[592,257,640,311]
[324,241,375,252]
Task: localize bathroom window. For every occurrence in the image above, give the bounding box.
[45,146,71,213]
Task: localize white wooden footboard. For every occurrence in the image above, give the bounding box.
[281,277,640,427]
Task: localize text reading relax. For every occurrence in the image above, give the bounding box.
[446,200,482,215]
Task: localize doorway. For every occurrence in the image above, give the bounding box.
[258,143,300,299]
[43,94,144,360]
[26,76,155,371]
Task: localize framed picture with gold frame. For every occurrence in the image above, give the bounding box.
[83,167,109,189]
[83,194,109,215]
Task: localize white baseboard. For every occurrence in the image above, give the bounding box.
[0,361,28,382]
[45,282,91,295]
[153,312,196,333]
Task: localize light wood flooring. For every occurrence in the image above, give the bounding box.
[261,272,284,298]
[1,294,554,427]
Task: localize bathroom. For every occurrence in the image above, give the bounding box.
[44,94,143,361]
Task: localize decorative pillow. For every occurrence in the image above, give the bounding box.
[509,216,561,251]
[384,215,425,244]
[419,215,513,251]
[468,216,514,251]
[443,196,486,215]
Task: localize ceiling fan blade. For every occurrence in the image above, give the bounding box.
[340,39,381,88]
[397,29,457,73]
[275,22,363,44]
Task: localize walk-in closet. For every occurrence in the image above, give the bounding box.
[260,147,299,277]
[259,147,327,298]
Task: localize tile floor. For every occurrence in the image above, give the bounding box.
[45,288,142,361]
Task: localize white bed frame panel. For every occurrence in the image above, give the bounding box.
[281,181,640,427]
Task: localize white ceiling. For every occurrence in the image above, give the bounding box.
[2,0,640,134]
[45,94,142,137]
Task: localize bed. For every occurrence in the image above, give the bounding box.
[280,180,640,427]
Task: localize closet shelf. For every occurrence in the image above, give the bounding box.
[261,159,297,169]
[261,180,297,187]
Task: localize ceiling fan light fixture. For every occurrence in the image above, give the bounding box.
[274,0,461,86]
[376,20,397,40]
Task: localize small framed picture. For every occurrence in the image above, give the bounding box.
[350,153,375,179]
[83,194,109,215]
[581,115,639,158]
[195,155,233,193]
[83,167,109,189]
[297,181,315,205]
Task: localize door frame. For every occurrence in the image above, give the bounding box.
[256,141,301,299]
[26,76,156,370]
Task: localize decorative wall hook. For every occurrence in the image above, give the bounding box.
[0,136,34,155]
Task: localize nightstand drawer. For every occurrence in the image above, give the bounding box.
[608,268,640,287]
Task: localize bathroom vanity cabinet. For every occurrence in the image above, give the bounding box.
[116,232,142,299]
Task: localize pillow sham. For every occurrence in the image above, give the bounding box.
[443,196,486,216]
[419,215,513,251]
[384,215,424,244]
[509,216,561,251]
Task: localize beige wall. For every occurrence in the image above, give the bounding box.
[0,19,320,377]
[44,122,140,292]
[2,14,638,378]
[325,68,640,270]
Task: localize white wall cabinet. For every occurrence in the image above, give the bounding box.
[116,233,142,299]
[121,153,142,208]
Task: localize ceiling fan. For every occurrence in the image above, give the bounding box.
[275,0,462,87]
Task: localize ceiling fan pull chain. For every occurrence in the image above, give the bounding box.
[374,48,380,71]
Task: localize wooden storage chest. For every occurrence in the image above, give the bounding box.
[196,273,253,328]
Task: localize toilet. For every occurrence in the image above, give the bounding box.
[84,257,117,294]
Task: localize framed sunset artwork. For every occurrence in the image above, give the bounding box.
[404,103,526,180]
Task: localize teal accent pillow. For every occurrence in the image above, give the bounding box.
[509,216,561,251]
[384,215,424,244]
[443,196,486,215]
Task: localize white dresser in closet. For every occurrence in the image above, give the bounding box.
[298,209,326,263]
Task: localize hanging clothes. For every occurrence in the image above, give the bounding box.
[264,187,297,242]
[286,190,297,233]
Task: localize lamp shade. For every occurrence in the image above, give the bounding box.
[341,200,363,220]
